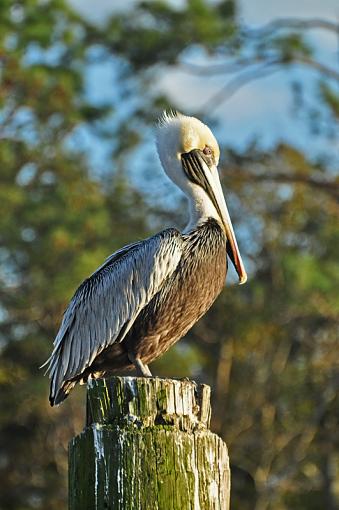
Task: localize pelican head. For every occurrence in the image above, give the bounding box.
[156,111,247,284]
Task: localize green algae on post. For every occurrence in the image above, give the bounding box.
[69,377,230,510]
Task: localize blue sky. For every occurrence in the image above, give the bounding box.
[67,0,338,169]
[68,0,339,25]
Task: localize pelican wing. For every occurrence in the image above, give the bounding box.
[45,228,183,401]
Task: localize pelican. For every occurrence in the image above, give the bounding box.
[43,112,247,406]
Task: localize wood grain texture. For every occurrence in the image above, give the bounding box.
[69,377,230,510]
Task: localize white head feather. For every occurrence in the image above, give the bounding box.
[156,111,219,169]
[156,111,221,230]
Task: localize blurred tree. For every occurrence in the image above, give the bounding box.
[0,1,149,508]
[205,144,339,510]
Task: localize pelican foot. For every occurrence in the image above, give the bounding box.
[128,353,153,377]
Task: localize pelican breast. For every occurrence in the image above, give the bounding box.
[124,218,227,363]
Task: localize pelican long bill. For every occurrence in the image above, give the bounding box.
[181,149,247,284]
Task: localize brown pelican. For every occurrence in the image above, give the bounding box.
[43,112,247,405]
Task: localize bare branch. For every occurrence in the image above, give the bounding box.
[179,17,339,106]
[179,57,258,76]
[225,166,339,201]
[244,17,339,38]
[183,55,339,83]
[201,59,281,111]
[295,55,339,81]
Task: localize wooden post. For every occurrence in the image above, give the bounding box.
[69,377,230,509]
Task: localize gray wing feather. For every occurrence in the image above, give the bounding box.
[44,229,183,399]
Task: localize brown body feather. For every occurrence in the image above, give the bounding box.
[72,219,227,383]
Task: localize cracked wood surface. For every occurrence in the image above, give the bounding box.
[69,377,230,510]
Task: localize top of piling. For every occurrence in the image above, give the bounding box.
[86,376,211,432]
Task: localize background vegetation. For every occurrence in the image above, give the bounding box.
[0,1,338,508]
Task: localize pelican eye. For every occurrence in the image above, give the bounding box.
[203,146,213,156]
[201,145,215,167]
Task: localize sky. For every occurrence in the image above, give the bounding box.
[68,0,339,25]
[67,0,339,170]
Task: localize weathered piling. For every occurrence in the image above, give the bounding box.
[69,377,230,510]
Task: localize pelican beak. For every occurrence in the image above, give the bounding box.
[208,165,247,284]
[182,150,247,284]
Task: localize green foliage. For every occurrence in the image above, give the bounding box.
[319,82,339,119]
[102,0,237,69]
[0,2,149,508]
[271,33,312,62]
